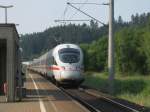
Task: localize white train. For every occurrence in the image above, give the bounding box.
[29,44,84,86]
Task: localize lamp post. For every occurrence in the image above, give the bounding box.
[0,5,13,24]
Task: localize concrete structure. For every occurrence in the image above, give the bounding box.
[0,24,22,102]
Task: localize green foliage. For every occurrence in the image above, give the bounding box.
[80,36,108,71]
[142,19,150,72]
[21,12,150,75]
[115,28,147,74]
[81,12,150,74]
[115,13,150,74]
[21,23,106,61]
[83,72,150,107]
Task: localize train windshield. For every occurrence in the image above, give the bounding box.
[59,48,80,63]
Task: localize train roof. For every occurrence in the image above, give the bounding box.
[54,43,80,49]
[31,43,81,64]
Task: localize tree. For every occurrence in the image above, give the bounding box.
[118,16,123,24]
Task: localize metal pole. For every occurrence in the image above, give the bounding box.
[5,8,7,24]
[108,0,114,94]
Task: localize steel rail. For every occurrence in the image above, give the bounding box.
[60,87,141,112]
[60,87,101,112]
[79,87,141,112]
[37,73,143,112]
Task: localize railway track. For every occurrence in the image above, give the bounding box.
[42,74,148,112]
[60,87,146,112]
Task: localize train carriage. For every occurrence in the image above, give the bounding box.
[29,44,84,86]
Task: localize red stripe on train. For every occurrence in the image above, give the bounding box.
[47,66,60,70]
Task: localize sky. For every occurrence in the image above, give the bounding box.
[0,0,150,34]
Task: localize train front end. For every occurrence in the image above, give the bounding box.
[53,44,84,86]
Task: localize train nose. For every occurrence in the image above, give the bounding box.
[59,66,84,84]
[60,70,84,84]
[61,70,83,79]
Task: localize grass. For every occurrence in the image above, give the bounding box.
[83,72,150,108]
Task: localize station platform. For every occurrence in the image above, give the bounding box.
[0,71,89,112]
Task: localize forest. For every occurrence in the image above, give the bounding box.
[21,12,150,75]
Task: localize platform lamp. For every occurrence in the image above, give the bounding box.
[0,5,13,24]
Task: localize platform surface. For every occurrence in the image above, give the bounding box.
[0,71,89,112]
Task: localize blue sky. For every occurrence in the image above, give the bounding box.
[0,0,150,34]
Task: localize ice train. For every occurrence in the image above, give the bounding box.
[29,44,84,86]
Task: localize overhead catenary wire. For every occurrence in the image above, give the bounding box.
[60,0,70,24]
[67,2,106,26]
[69,3,109,5]
[57,0,90,24]
[63,5,68,20]
[69,0,89,19]
[55,19,91,22]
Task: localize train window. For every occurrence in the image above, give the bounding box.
[54,60,57,65]
[59,48,80,63]
[52,57,57,65]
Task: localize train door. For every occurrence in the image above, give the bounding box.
[0,39,7,96]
